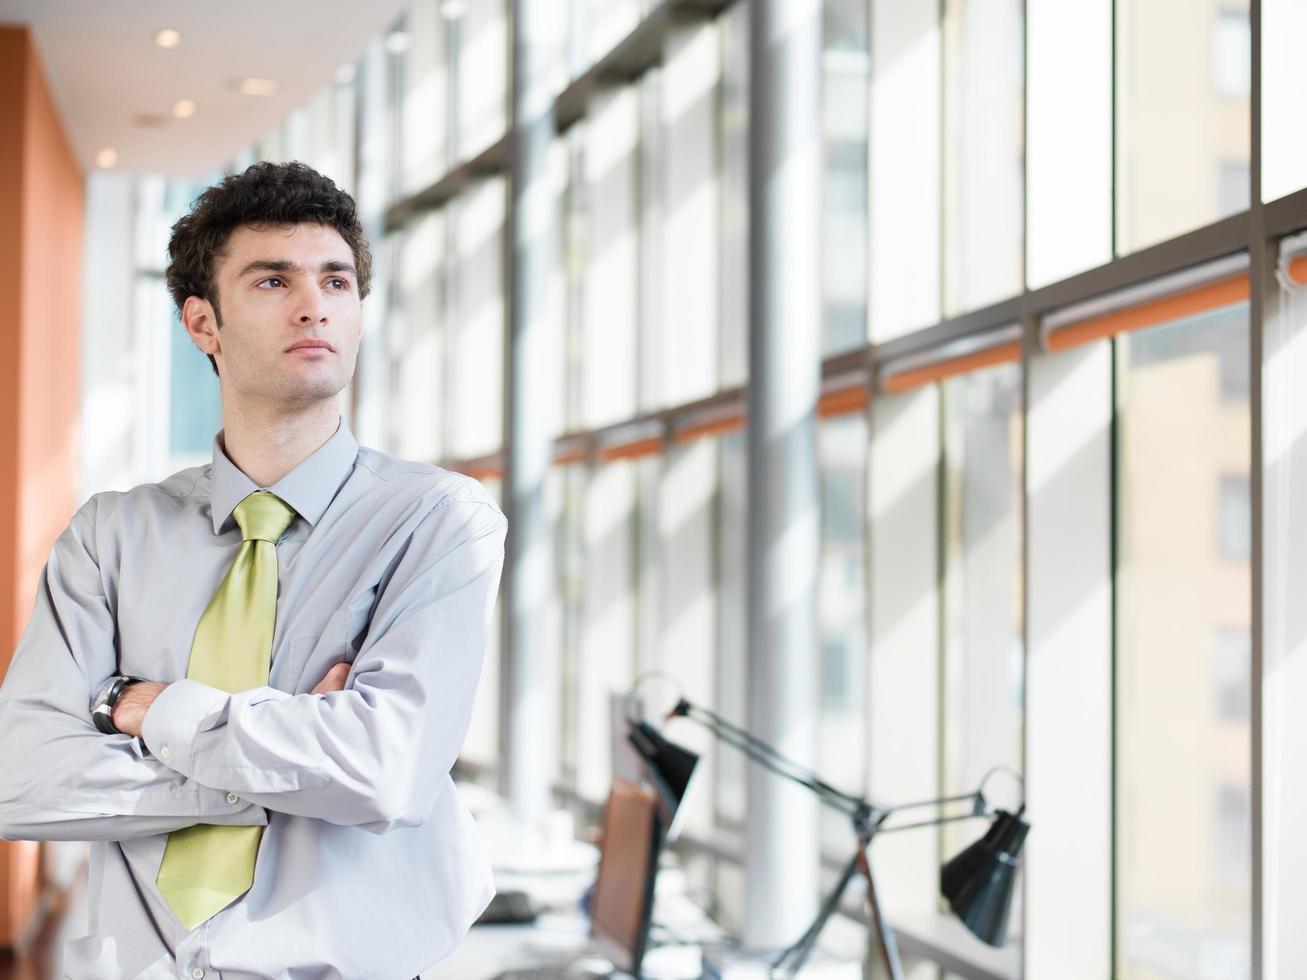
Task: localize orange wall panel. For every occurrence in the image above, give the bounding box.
[18,32,83,639]
[0,30,23,696]
[0,26,84,951]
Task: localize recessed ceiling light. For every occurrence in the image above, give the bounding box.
[440,1,468,19]
[172,99,197,119]
[233,77,279,97]
[95,148,118,169]
[335,63,357,86]
[154,28,182,49]
[384,30,411,54]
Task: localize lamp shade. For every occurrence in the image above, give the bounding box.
[626,721,700,841]
[940,808,1030,947]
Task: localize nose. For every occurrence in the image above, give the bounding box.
[293,283,328,325]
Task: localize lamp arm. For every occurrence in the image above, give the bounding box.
[871,811,981,836]
[685,708,864,818]
[873,790,984,826]
[674,700,868,816]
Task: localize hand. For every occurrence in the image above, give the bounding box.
[111,681,168,739]
[311,662,351,695]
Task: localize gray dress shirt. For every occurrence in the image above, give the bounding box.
[0,417,506,979]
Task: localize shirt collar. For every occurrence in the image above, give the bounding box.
[209,416,360,536]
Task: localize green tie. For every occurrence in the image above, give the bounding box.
[156,490,297,930]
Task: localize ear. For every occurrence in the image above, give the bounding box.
[182,296,220,358]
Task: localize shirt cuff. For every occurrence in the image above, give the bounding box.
[140,678,229,778]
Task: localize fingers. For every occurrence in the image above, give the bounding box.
[309,662,351,695]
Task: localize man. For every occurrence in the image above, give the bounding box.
[0,161,505,979]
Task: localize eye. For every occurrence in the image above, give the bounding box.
[257,276,286,289]
[327,277,352,291]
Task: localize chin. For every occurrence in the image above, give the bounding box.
[282,375,347,404]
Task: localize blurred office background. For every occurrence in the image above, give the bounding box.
[2,0,1307,977]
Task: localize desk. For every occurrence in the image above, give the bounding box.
[423,842,721,980]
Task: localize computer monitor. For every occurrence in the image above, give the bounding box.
[589,778,664,977]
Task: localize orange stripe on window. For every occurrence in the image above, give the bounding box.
[881,341,1022,395]
[1046,273,1250,353]
[817,385,868,418]
[1290,255,1307,286]
[673,413,745,444]
[554,448,588,466]
[598,436,663,462]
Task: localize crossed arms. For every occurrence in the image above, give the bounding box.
[0,493,506,842]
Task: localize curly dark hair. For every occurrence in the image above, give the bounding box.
[165,161,373,377]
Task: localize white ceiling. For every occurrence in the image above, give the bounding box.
[0,0,409,177]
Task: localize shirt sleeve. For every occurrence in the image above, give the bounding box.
[0,495,267,843]
[140,496,507,835]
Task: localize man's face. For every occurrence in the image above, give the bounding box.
[190,222,363,408]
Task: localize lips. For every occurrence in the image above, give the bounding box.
[287,341,334,353]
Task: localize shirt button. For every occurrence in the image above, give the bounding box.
[160,746,171,758]
[226,792,240,804]
[191,970,205,979]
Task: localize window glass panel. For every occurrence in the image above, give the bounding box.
[1116,0,1251,253]
[660,22,721,406]
[1262,0,1307,201]
[450,178,505,459]
[155,178,221,463]
[563,126,588,432]
[455,0,508,162]
[638,69,663,414]
[168,299,222,459]
[818,413,868,851]
[1116,303,1251,978]
[558,464,588,790]
[717,429,748,829]
[868,388,941,916]
[1026,0,1112,288]
[357,232,399,452]
[870,0,941,341]
[400,0,449,196]
[719,2,750,389]
[1264,249,1307,974]
[583,88,640,427]
[586,0,640,67]
[386,24,406,205]
[656,439,720,838]
[393,210,446,462]
[577,460,638,803]
[822,0,870,354]
[940,360,1025,940]
[297,74,358,194]
[943,0,1024,314]
[280,106,309,163]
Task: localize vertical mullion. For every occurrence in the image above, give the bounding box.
[1248,0,1265,977]
[1107,0,1120,971]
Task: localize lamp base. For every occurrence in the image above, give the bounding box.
[701,945,862,980]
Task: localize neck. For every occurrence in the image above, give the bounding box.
[219,397,342,488]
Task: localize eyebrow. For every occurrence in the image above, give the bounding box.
[235,259,358,279]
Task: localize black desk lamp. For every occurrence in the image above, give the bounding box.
[625,686,1029,980]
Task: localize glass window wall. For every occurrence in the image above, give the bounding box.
[1115,304,1252,978]
[1115,0,1251,253]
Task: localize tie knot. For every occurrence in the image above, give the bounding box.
[233,492,297,543]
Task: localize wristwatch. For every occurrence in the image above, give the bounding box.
[90,675,146,735]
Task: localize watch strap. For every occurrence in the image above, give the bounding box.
[93,675,144,735]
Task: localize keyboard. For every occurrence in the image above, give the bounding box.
[491,970,609,980]
[475,890,540,925]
